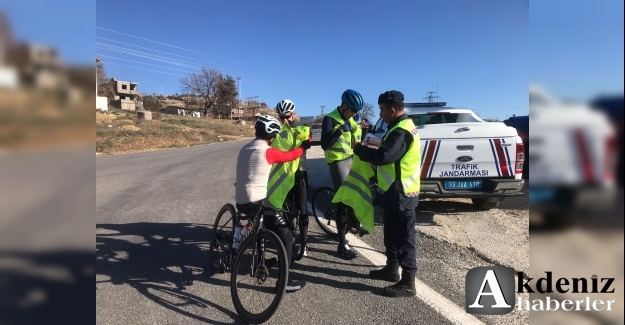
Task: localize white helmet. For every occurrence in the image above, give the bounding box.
[276,99,295,116]
[255,115,281,140]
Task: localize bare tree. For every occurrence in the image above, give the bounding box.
[361,102,376,122]
[179,67,222,117]
[96,61,115,101]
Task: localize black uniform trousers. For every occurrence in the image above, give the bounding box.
[383,207,418,276]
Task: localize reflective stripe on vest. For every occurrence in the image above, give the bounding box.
[324,108,360,163]
[376,118,421,197]
[267,124,309,208]
[332,155,376,233]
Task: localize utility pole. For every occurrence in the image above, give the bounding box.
[96,57,102,96]
[321,105,325,116]
[236,76,242,120]
[159,80,162,96]
[247,96,259,119]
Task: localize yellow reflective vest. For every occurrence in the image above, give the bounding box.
[324,108,361,164]
[376,118,421,197]
[267,124,309,208]
[332,155,375,233]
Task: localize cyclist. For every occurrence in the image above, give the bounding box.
[235,115,311,293]
[320,89,364,259]
[267,99,312,258]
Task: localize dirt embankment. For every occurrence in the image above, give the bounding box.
[96,110,256,155]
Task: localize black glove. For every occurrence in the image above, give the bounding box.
[300,140,311,150]
[342,122,351,132]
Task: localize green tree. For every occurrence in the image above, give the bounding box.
[215,75,238,118]
[141,94,163,111]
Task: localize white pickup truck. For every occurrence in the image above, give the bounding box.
[363,104,525,210]
[528,86,617,228]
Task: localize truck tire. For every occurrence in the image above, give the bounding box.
[542,211,575,230]
[471,198,501,210]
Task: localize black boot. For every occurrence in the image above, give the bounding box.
[368,262,400,282]
[384,272,416,298]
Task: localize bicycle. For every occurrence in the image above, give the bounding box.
[311,186,373,238]
[209,199,305,324]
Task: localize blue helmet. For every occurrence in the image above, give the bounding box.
[341,89,364,111]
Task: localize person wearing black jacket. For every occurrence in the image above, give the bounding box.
[353,90,418,297]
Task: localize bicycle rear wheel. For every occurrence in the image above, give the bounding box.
[231,229,288,324]
[210,204,236,274]
[312,186,339,237]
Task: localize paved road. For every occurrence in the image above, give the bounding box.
[96,140,529,324]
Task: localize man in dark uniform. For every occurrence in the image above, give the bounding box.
[353,90,420,297]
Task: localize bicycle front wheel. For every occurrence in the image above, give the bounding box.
[230,229,288,324]
[312,186,339,237]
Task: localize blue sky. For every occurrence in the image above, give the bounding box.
[3,1,622,120]
[6,1,530,120]
[530,0,624,101]
[92,0,528,120]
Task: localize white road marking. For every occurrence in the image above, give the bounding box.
[308,202,485,325]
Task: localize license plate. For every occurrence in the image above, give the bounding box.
[529,188,555,202]
[444,180,482,190]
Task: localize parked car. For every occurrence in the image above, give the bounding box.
[311,123,322,144]
[503,115,529,179]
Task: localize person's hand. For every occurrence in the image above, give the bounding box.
[300,140,311,150]
[365,137,381,148]
[360,121,368,128]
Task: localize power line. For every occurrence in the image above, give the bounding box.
[97,36,282,78]
[96,54,197,73]
[96,26,253,66]
[102,62,187,77]
[97,43,199,69]
[98,43,305,92]
[95,28,318,87]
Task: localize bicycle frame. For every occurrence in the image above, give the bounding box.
[246,204,298,277]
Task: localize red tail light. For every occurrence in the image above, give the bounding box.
[573,129,595,184]
[515,142,525,175]
[604,135,617,182]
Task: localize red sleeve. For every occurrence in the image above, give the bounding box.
[266,147,304,164]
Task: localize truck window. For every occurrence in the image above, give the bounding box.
[410,113,480,125]
[311,124,321,129]
[373,118,387,134]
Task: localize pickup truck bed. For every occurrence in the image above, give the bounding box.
[363,107,525,210]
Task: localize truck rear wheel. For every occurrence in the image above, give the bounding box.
[471,198,501,210]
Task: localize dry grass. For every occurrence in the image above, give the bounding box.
[1,89,94,151]
[96,109,256,154]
